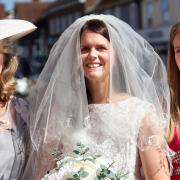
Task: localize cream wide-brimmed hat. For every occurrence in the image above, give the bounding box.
[0,19,37,43]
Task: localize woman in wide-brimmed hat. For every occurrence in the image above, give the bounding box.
[0,19,36,179]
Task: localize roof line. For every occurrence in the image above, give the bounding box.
[45,1,81,16]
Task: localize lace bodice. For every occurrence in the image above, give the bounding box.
[62,97,151,180]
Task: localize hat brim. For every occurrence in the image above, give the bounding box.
[0,19,37,43]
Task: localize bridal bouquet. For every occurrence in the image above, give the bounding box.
[42,143,128,180]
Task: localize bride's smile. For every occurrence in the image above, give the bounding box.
[86,63,102,68]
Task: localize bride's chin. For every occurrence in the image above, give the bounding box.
[85,73,104,81]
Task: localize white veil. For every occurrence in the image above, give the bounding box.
[25,15,171,178]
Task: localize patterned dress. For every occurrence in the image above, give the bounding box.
[0,97,29,180]
[169,127,180,180]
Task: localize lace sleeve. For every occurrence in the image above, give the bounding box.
[137,104,174,175]
[137,104,164,150]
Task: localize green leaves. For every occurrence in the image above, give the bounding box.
[97,163,117,179]
[67,168,89,180]
[96,162,129,180]
[73,142,90,156]
[44,142,129,179]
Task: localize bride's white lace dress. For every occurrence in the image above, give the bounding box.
[61,97,154,180]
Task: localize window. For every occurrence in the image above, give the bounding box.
[74,11,81,20]
[160,0,169,24]
[121,5,130,23]
[67,14,73,26]
[104,9,111,15]
[55,17,60,34]
[113,6,121,19]
[129,3,139,29]
[61,15,66,32]
[146,0,153,27]
[49,19,56,35]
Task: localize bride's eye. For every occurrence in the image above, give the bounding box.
[96,45,107,51]
[81,47,89,53]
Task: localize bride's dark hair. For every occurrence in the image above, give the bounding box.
[80,19,110,41]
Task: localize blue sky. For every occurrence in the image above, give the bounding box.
[0,0,55,11]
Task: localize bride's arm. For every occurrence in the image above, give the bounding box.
[139,147,170,180]
[138,105,171,180]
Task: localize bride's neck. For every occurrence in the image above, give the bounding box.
[87,80,109,104]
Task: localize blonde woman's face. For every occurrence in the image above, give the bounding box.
[0,52,4,74]
[173,32,180,70]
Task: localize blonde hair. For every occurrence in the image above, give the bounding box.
[0,45,18,104]
[166,22,180,143]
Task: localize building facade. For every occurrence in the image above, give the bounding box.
[0,4,8,19]
[14,1,52,78]
[85,0,142,30]
[14,0,179,77]
[140,0,180,63]
[44,0,84,48]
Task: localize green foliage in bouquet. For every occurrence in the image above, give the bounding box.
[44,143,128,180]
[96,163,129,180]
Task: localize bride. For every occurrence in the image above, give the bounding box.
[24,15,172,179]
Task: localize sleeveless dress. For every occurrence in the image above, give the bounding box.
[169,127,180,180]
[0,97,29,180]
[59,97,157,180]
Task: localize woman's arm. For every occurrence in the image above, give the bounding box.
[139,147,170,180]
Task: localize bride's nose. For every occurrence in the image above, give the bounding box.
[89,48,98,60]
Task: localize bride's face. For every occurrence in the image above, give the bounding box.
[80,29,110,83]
